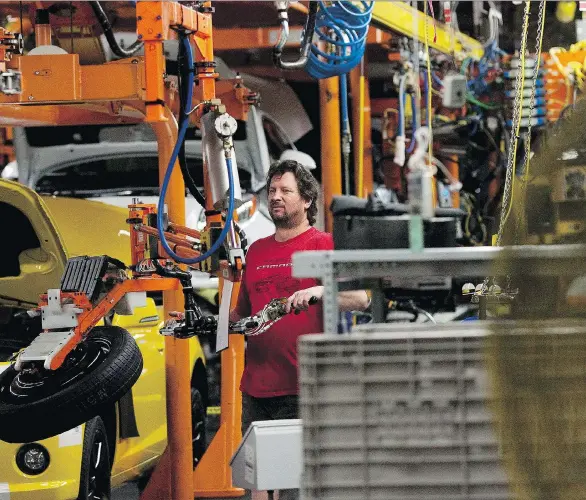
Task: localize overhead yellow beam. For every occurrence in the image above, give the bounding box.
[371,2,484,61]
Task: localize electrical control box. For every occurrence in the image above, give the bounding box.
[230,419,302,491]
[442,73,467,108]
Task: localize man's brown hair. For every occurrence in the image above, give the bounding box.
[266,160,319,226]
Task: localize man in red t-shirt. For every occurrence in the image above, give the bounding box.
[230,160,368,498]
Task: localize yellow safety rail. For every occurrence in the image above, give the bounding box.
[371,2,484,61]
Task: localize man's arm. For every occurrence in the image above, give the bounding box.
[338,290,370,312]
[229,280,251,323]
[289,286,369,312]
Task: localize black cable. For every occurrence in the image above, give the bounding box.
[89,1,142,58]
[177,33,206,207]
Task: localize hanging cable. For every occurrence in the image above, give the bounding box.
[89,1,143,58]
[157,36,235,265]
[305,1,373,79]
[497,1,531,238]
[177,35,206,207]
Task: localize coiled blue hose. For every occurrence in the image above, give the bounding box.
[157,36,235,265]
[305,1,374,79]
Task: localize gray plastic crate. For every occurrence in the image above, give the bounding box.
[301,321,582,500]
[299,320,586,499]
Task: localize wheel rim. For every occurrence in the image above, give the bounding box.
[87,427,109,500]
[0,334,112,404]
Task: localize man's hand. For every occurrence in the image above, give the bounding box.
[287,286,324,313]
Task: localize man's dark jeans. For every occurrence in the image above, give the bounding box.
[241,393,299,500]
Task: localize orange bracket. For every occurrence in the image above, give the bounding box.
[41,277,180,370]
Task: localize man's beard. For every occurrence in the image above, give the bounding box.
[270,207,303,229]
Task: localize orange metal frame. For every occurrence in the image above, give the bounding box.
[40,277,180,370]
[0,2,246,499]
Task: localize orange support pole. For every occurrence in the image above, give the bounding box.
[192,12,245,495]
[349,63,373,198]
[141,107,193,500]
[137,3,244,496]
[193,277,245,497]
[319,76,343,233]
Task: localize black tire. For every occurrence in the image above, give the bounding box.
[77,416,111,500]
[0,326,143,443]
[191,388,207,468]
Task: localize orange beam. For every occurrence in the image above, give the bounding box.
[152,106,192,500]
[213,25,389,51]
[0,102,145,127]
[193,8,246,496]
[350,64,373,197]
[137,224,198,250]
[1,55,146,104]
[168,222,201,240]
[319,76,342,233]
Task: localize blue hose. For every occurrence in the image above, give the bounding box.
[305,1,373,79]
[423,71,429,127]
[157,36,235,265]
[406,92,417,154]
[432,72,444,87]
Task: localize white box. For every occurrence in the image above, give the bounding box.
[230,419,302,491]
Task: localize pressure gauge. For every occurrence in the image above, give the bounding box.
[214,113,238,138]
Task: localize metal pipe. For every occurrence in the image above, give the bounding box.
[151,107,193,500]
[34,9,51,47]
[319,76,343,233]
[272,1,318,70]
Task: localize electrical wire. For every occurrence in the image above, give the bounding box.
[157,36,235,265]
[177,36,206,207]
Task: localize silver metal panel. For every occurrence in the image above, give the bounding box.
[16,330,76,370]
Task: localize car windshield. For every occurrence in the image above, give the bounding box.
[25,120,246,147]
[35,156,251,197]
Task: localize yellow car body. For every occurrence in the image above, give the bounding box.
[0,179,208,499]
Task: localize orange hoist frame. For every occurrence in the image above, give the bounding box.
[0,2,247,499]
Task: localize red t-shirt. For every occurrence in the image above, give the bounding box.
[235,227,334,397]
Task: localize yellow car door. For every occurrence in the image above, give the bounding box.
[0,179,67,306]
[109,301,168,475]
